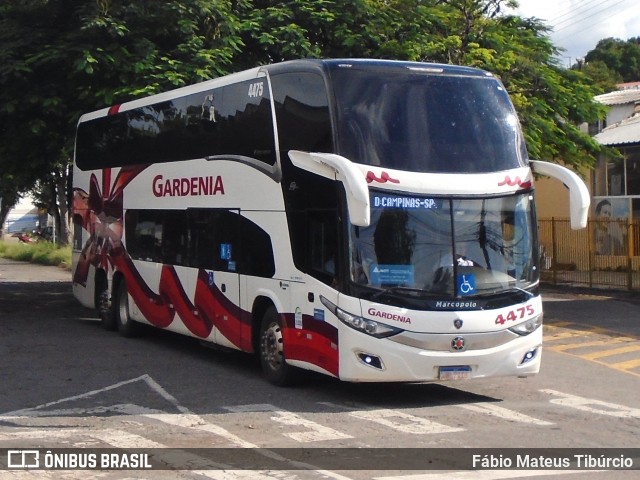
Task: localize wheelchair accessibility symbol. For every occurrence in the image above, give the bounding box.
[457,274,475,296]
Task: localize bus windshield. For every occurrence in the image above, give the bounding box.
[349,191,538,300]
[330,66,527,173]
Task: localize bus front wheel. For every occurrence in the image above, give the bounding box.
[259,307,298,386]
[114,280,140,338]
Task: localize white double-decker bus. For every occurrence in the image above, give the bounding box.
[72,59,589,385]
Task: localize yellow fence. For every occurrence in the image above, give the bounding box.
[538,218,640,291]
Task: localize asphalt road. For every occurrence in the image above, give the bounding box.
[0,258,639,479]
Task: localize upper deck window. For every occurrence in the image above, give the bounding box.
[330,67,527,173]
[76,78,276,170]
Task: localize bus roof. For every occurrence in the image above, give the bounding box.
[78,59,494,123]
[265,58,494,78]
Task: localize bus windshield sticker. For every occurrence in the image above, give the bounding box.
[220,243,232,260]
[373,195,439,210]
[457,274,476,296]
[370,265,414,285]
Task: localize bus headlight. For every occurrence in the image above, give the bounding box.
[508,314,543,336]
[320,296,402,338]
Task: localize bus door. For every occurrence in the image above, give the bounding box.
[188,208,243,349]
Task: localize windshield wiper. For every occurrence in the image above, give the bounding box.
[369,286,438,301]
[470,287,535,299]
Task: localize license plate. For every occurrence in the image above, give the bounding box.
[439,365,471,381]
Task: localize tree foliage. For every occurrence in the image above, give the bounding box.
[584,37,640,83]
[0,0,608,240]
[0,0,244,242]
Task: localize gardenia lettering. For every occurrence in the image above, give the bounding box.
[152,174,225,197]
[367,308,411,324]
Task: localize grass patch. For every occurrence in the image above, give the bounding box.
[0,241,72,269]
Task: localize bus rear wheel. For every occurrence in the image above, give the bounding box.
[96,278,116,331]
[259,307,298,386]
[114,280,140,338]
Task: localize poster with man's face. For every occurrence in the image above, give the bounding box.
[592,197,630,255]
[593,197,631,220]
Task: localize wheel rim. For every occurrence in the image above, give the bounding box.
[261,321,284,372]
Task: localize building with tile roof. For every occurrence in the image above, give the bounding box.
[591,83,640,223]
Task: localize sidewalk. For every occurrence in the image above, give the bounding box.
[542,281,640,306]
[0,258,69,283]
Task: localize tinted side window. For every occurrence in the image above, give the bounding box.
[125,210,163,263]
[237,215,275,277]
[183,79,276,164]
[271,72,332,153]
[76,78,276,170]
[124,209,275,278]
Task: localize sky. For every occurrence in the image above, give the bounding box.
[511,0,640,67]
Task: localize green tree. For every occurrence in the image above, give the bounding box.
[573,59,621,92]
[0,0,611,238]
[585,37,640,82]
[486,14,606,170]
[0,0,244,243]
[387,1,606,171]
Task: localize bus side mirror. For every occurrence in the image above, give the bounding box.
[530,160,590,230]
[288,151,370,227]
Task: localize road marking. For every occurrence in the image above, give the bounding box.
[610,357,640,370]
[543,323,640,377]
[349,409,463,434]
[544,321,574,328]
[1,375,151,417]
[458,403,554,426]
[0,376,354,480]
[224,403,353,442]
[546,338,630,352]
[542,389,640,419]
[321,401,550,430]
[0,428,89,441]
[581,344,640,360]
[272,411,353,442]
[1,403,165,419]
[543,329,600,341]
[224,404,281,413]
[146,412,258,447]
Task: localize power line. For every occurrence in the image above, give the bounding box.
[546,0,606,27]
[553,0,639,43]
[552,0,634,33]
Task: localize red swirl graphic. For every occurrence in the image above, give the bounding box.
[498,175,531,189]
[366,171,400,184]
[73,166,338,371]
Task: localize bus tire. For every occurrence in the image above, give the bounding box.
[96,277,116,331]
[259,307,298,386]
[114,280,140,338]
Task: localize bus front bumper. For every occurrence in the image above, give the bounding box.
[336,326,542,383]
